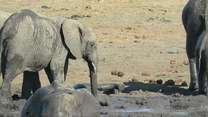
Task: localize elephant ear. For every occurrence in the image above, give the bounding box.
[62,19,83,59]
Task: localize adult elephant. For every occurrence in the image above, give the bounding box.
[0,9,98,107]
[182,0,208,90]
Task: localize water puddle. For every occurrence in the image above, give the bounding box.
[114,108,189,115]
[11,111,21,115]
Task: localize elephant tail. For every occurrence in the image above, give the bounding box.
[205,0,208,30]
[195,31,208,74]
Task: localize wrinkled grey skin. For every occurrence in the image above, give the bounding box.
[0,9,98,107]
[182,0,208,90]
[21,16,98,100]
[195,31,208,95]
[21,82,100,117]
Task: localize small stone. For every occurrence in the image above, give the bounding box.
[156,79,163,84]
[164,79,175,86]
[111,70,118,75]
[118,72,124,77]
[183,60,189,66]
[141,72,150,76]
[86,5,92,10]
[181,81,188,87]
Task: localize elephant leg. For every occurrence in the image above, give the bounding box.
[186,31,199,90]
[45,65,54,83]
[32,72,41,93]
[21,71,41,99]
[0,55,24,107]
[189,58,198,90]
[64,59,69,81]
[198,56,206,94]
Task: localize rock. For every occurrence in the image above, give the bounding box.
[181,81,188,87]
[164,79,175,86]
[86,5,92,10]
[111,70,118,75]
[144,78,156,83]
[156,79,163,84]
[141,72,150,76]
[118,72,124,77]
[183,60,189,66]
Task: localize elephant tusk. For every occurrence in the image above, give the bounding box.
[92,62,96,72]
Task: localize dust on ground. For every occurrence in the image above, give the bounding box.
[1,0,208,117]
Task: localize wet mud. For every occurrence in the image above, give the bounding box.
[2,83,208,117]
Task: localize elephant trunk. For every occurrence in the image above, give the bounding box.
[88,61,98,100]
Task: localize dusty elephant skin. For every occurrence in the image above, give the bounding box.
[182,0,208,90]
[0,9,99,108]
[21,83,100,117]
[21,15,99,101]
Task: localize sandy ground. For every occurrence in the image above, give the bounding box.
[1,0,208,116]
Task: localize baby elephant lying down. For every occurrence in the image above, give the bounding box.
[21,81,100,117]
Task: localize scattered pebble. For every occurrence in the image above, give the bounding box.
[118,72,124,77]
[181,81,188,87]
[183,60,189,66]
[111,70,118,75]
[85,5,92,10]
[156,79,163,84]
[141,72,150,76]
[164,79,175,86]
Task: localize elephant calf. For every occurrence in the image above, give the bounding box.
[21,82,100,117]
[195,31,208,95]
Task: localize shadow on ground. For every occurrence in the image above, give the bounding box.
[122,82,198,96]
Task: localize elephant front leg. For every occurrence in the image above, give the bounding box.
[189,58,199,90]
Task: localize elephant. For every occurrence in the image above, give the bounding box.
[182,0,208,90]
[21,81,100,117]
[195,31,208,95]
[0,9,98,107]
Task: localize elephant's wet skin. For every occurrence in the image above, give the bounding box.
[21,83,100,117]
[182,0,208,90]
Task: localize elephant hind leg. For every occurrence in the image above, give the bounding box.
[0,54,24,107]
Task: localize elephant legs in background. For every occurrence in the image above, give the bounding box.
[21,71,41,99]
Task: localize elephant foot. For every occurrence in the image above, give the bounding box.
[188,82,198,91]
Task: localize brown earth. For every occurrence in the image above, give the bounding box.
[1,0,208,116]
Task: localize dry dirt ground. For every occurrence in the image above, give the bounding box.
[1,0,208,116]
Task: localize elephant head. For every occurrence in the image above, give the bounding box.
[60,19,98,99]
